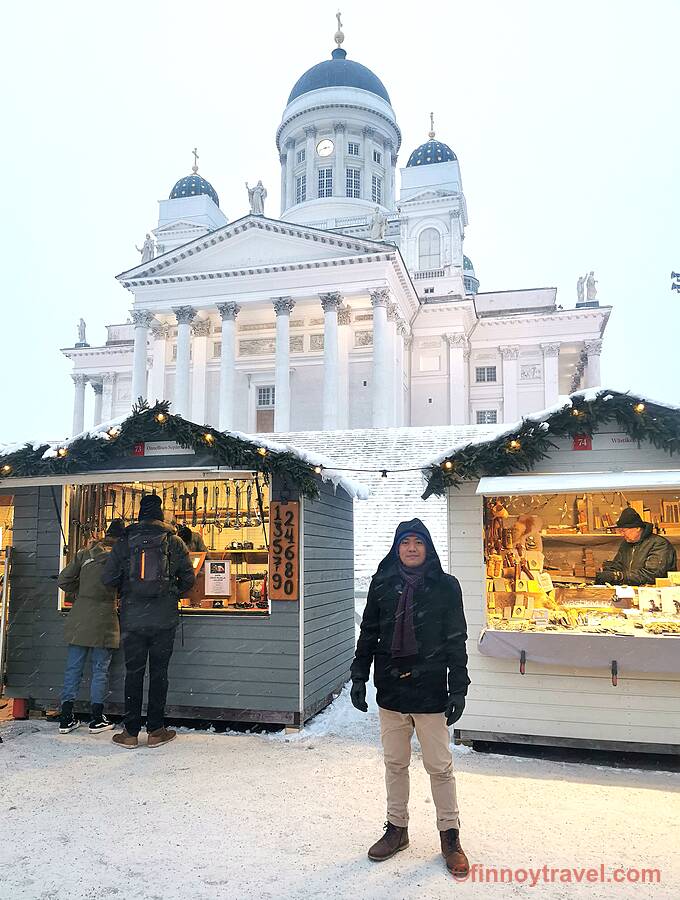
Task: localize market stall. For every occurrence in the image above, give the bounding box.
[0,401,364,727]
[423,389,680,753]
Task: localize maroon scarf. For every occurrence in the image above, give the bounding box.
[391,562,427,658]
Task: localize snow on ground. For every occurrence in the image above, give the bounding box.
[2,684,680,900]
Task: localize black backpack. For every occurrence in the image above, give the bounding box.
[127,529,171,599]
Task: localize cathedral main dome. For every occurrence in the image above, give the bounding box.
[287,48,391,104]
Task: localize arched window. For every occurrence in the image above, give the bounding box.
[418,228,441,270]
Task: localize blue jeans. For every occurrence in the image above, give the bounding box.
[61,645,113,706]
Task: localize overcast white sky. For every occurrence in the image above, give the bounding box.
[1,0,678,442]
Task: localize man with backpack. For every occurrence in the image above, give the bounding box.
[57,519,126,735]
[102,493,195,749]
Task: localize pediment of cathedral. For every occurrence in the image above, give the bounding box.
[118,215,391,284]
[402,188,459,204]
[154,220,208,236]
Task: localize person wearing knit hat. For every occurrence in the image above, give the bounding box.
[102,491,195,749]
[595,507,676,585]
[350,518,471,878]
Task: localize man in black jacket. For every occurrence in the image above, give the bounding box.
[350,519,471,877]
[102,493,195,749]
[595,507,676,585]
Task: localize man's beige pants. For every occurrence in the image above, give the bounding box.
[378,706,460,832]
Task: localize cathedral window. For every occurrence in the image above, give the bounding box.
[295,174,306,204]
[296,148,306,164]
[257,386,275,408]
[213,341,221,359]
[373,149,382,165]
[476,409,498,424]
[418,228,441,270]
[348,142,360,156]
[371,175,383,204]
[318,167,333,198]
[475,366,497,383]
[346,167,361,198]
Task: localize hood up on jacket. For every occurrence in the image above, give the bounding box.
[375,518,444,578]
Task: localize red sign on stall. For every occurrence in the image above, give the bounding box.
[572,434,592,451]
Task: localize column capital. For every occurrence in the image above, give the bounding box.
[320,292,343,312]
[71,373,88,386]
[191,318,211,337]
[285,137,296,150]
[173,305,196,326]
[273,296,295,316]
[217,302,241,321]
[333,121,346,133]
[541,342,561,358]
[131,310,154,328]
[337,306,353,326]
[369,287,390,308]
[91,380,103,395]
[362,125,376,138]
[303,125,317,138]
[279,152,287,165]
[445,333,468,349]
[583,339,603,356]
[150,320,170,340]
[500,345,520,360]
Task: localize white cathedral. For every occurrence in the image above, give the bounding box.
[64,22,609,438]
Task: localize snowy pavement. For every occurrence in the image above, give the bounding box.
[1,684,679,900]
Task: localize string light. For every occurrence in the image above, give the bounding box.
[203,433,215,444]
[155,413,167,424]
[507,439,522,451]
[572,408,582,417]
[1,464,11,474]
[57,448,68,458]
[257,447,267,457]
[634,402,646,414]
[442,460,454,471]
[313,465,323,475]
[107,427,120,438]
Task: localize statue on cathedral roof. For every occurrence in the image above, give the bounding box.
[76,318,87,345]
[586,271,598,301]
[576,274,586,303]
[369,206,388,241]
[136,233,155,263]
[246,180,267,216]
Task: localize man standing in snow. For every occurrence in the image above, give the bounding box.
[102,494,194,749]
[350,519,471,877]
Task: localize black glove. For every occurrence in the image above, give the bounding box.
[595,566,623,585]
[350,679,368,712]
[445,694,465,726]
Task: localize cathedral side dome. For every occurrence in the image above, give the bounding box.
[288,47,391,104]
[170,173,219,207]
[406,139,457,167]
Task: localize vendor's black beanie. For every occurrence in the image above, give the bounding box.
[615,507,646,528]
[139,493,163,522]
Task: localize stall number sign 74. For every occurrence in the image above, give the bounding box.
[268,501,300,601]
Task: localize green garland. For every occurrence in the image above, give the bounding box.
[422,390,680,499]
[0,399,320,498]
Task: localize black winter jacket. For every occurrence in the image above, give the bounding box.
[351,520,470,714]
[597,523,677,586]
[101,520,195,630]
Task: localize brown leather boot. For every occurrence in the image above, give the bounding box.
[112,729,139,749]
[440,828,469,878]
[147,727,177,748]
[368,821,409,862]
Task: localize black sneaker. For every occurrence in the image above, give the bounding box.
[58,701,81,734]
[88,704,114,734]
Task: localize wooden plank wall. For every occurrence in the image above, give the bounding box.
[5,485,301,722]
[302,482,355,718]
[447,477,680,749]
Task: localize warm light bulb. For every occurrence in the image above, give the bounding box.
[443,460,454,470]
[155,413,167,423]
[314,465,322,475]
[107,427,120,438]
[508,440,521,451]
[257,447,267,457]
[572,408,582,417]
[1,464,11,474]
[634,402,645,413]
[204,433,215,444]
[57,448,68,457]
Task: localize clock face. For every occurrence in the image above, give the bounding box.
[316,139,334,158]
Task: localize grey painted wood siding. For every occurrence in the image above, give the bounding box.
[302,482,355,717]
[525,430,677,474]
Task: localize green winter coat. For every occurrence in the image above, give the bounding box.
[57,539,121,648]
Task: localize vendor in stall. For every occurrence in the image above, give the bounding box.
[595,508,676,585]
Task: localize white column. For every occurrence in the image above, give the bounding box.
[173,305,195,418]
[320,292,342,430]
[101,373,116,421]
[395,320,407,425]
[445,334,468,425]
[361,126,375,202]
[217,302,241,430]
[584,339,602,389]
[500,345,520,423]
[304,126,316,202]
[71,374,87,435]
[541,343,561,406]
[333,122,345,198]
[273,297,295,432]
[149,321,169,404]
[385,139,396,211]
[284,139,295,214]
[370,288,391,427]
[130,310,153,405]
[190,317,210,424]
[404,335,413,425]
[386,303,399,425]
[337,305,352,429]
[91,381,103,426]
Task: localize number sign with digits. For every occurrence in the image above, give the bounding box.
[268,501,300,601]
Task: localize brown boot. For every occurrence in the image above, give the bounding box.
[368,821,409,862]
[147,727,177,748]
[112,729,139,749]
[440,828,469,878]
